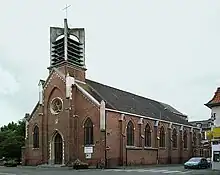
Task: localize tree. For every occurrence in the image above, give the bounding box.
[0,120,25,161]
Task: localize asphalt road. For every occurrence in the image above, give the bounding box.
[0,165,219,175]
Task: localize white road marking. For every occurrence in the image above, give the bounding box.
[155,170,171,172]
[104,168,195,174]
[179,171,194,174]
[0,173,16,175]
[163,170,182,174]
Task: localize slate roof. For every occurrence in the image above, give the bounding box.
[82,79,191,125]
[160,102,186,116]
[205,87,220,108]
[26,74,191,125]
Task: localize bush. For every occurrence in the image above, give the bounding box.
[73,159,89,169]
[4,160,18,167]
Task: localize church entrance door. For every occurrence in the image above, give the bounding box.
[54,133,63,164]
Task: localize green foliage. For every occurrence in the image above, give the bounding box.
[0,120,25,161]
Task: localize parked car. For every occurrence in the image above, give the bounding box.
[206,157,211,167]
[184,157,209,169]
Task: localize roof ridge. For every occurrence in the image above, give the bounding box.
[85,78,190,125]
[86,78,162,105]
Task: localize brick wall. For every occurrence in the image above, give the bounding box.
[24,68,200,166]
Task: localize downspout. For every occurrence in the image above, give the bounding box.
[104,110,107,168]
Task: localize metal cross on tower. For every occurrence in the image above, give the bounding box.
[62,4,71,19]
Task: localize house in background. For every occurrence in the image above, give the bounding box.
[189,119,212,158]
[204,87,220,170]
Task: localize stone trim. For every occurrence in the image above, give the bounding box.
[75,83,100,107]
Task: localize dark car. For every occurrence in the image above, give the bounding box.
[184,157,209,169]
[206,158,211,167]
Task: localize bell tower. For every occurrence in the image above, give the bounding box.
[48,18,86,81]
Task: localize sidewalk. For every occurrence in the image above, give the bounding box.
[89,164,182,169]
[16,164,182,170]
[112,164,182,169]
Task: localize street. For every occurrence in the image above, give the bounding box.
[0,165,218,175]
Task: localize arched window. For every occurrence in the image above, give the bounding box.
[33,125,39,148]
[193,132,197,146]
[159,126,165,147]
[145,124,151,147]
[172,128,177,148]
[127,121,134,146]
[198,133,201,146]
[84,118,94,145]
[183,130,188,148]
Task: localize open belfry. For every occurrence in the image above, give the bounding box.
[22,18,202,167]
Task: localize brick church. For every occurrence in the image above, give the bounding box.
[22,18,201,167]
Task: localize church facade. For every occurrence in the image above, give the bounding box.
[22,19,201,167]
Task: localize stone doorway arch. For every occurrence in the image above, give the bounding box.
[49,130,64,165]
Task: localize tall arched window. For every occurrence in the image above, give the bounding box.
[159,126,165,147]
[127,121,134,146]
[183,130,188,148]
[198,133,201,146]
[172,128,177,148]
[193,132,197,146]
[84,118,94,145]
[145,124,151,147]
[33,125,39,148]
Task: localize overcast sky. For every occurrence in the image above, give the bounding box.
[0,0,220,125]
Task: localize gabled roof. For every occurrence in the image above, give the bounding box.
[26,102,39,121]
[205,87,220,108]
[26,68,65,122]
[26,73,191,126]
[83,79,191,125]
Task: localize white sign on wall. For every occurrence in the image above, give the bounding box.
[84,146,93,154]
[85,153,91,159]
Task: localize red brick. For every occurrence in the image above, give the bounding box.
[23,66,201,167]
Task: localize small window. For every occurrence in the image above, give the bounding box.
[84,118,94,145]
[33,126,39,148]
[193,132,197,146]
[213,151,220,162]
[127,121,134,146]
[159,126,165,147]
[172,128,177,148]
[183,130,188,148]
[145,124,151,147]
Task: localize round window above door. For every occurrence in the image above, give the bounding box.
[50,97,63,115]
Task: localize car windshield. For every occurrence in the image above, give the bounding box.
[188,158,201,162]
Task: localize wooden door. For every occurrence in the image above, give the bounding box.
[54,133,63,164]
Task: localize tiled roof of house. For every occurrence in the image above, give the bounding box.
[205,87,220,108]
[84,79,191,125]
